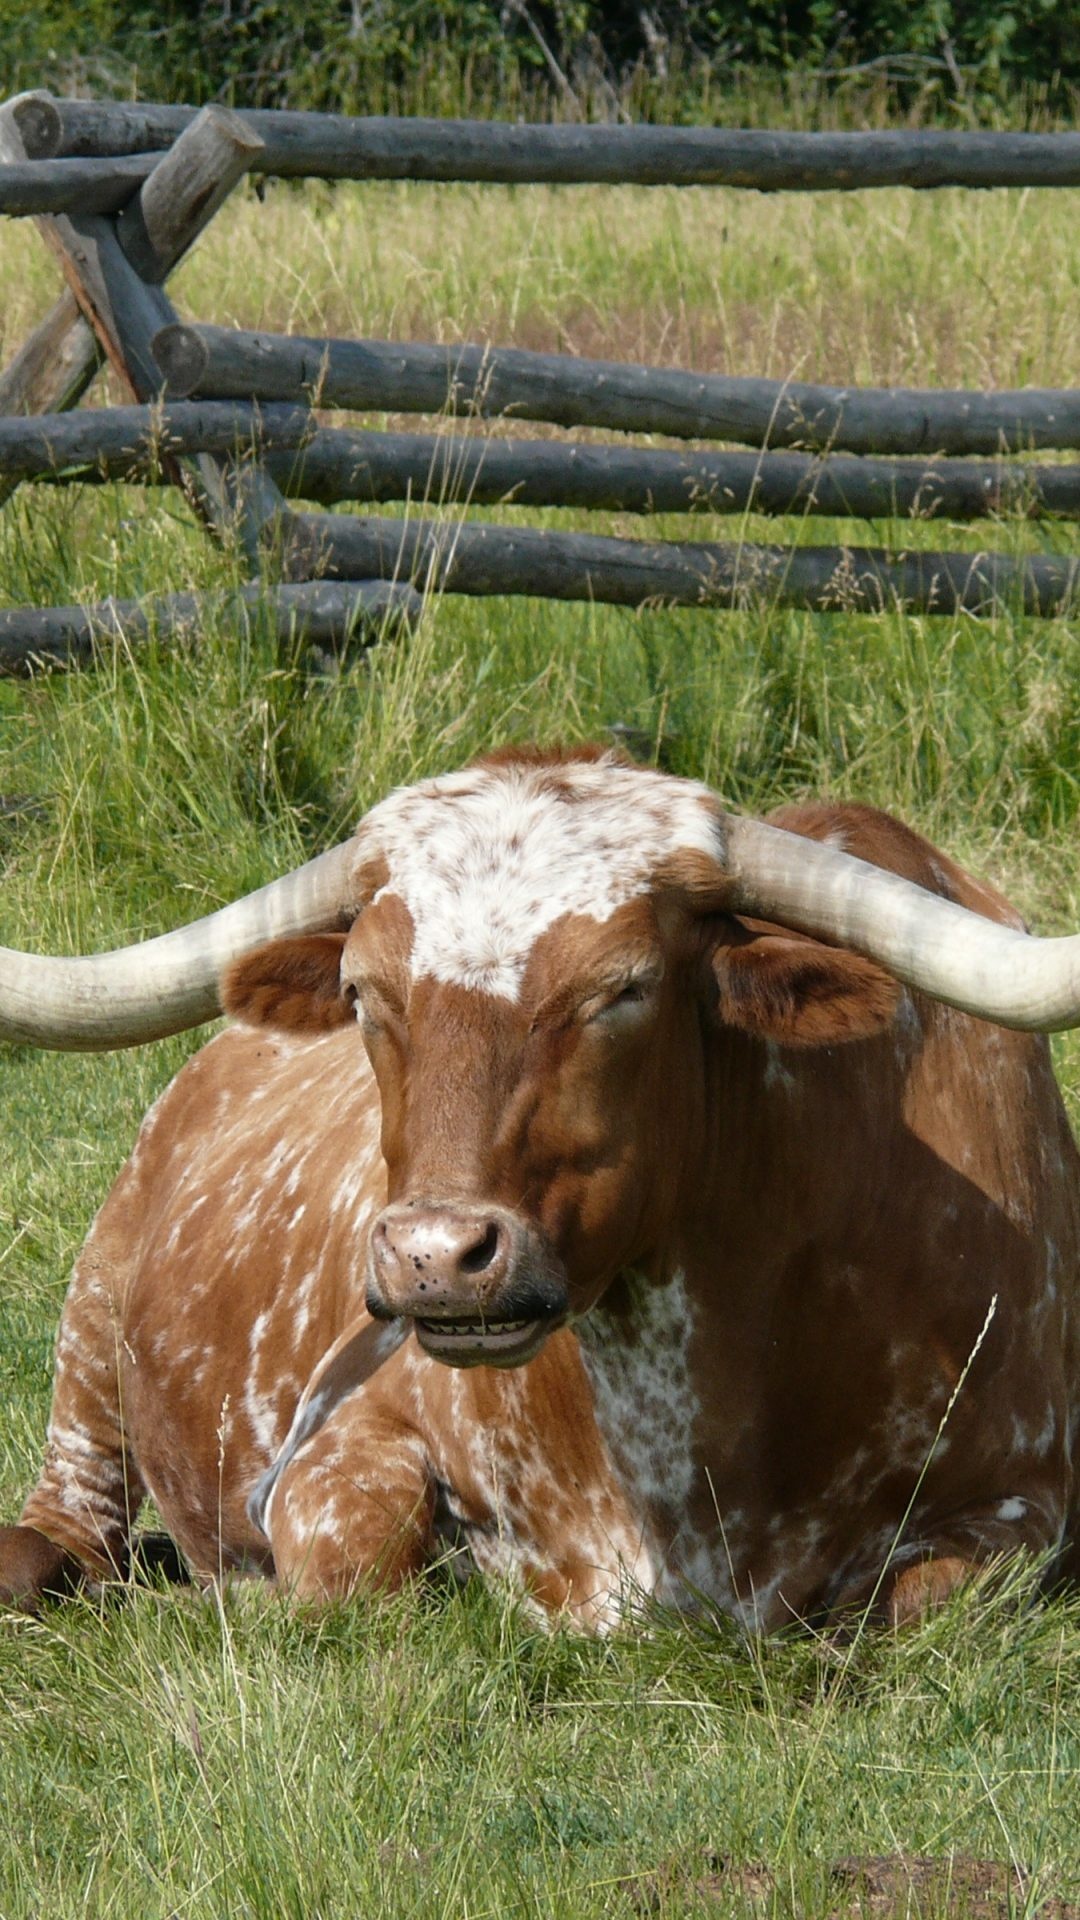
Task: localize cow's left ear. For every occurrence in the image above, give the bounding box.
[709,926,900,1048]
[222,934,353,1032]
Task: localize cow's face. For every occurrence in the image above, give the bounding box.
[224,755,898,1367]
[340,885,709,1364]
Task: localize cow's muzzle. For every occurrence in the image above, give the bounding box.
[365,1201,568,1368]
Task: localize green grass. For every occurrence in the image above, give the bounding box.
[2,1563,1080,1915]
[2,159,1080,1916]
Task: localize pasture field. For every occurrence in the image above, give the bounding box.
[2,169,1080,1916]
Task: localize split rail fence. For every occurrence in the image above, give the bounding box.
[0,91,1079,674]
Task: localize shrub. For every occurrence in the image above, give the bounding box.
[0,0,1077,119]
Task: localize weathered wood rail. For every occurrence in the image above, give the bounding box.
[155,322,1080,459]
[0,580,421,675]
[0,401,310,480]
[283,513,1080,619]
[14,409,1080,522]
[0,87,1077,667]
[11,93,1080,189]
[265,430,1080,522]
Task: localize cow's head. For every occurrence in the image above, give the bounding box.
[5,746,1077,1365]
[218,750,895,1365]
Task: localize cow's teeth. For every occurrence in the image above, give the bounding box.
[419,1317,531,1336]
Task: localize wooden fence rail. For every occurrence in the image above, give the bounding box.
[0,401,309,480]
[0,88,1077,658]
[0,580,420,676]
[12,95,1080,190]
[154,323,1080,459]
[265,430,1080,522]
[0,155,157,216]
[280,512,1080,620]
[15,408,1079,523]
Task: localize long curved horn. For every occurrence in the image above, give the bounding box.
[720,812,1080,1032]
[0,839,368,1051]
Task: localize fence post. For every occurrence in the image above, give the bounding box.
[0,97,102,434]
[0,95,283,558]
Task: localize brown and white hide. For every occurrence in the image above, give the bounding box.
[4,750,1080,1631]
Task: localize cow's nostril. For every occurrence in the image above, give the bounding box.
[459,1222,501,1275]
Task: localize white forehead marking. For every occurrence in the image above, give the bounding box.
[363,758,721,1000]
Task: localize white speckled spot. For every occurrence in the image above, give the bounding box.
[577,1269,699,1520]
[362,759,720,1001]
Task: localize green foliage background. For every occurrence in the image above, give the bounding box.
[0,0,1077,119]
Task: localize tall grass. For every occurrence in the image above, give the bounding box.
[1,163,1080,1916]
[2,1563,1079,1918]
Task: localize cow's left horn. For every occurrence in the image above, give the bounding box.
[719,813,1080,1033]
[0,840,366,1051]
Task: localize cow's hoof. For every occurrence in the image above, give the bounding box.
[0,1524,80,1612]
[886,1555,972,1626]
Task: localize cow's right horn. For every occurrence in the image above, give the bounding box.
[719,812,1080,1033]
[0,839,368,1051]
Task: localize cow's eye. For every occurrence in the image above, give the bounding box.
[581,978,656,1025]
[343,978,368,1020]
[348,978,401,1039]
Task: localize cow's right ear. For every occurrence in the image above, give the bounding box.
[221,934,353,1032]
[707,921,899,1048]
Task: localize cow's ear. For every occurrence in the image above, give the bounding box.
[709,926,899,1048]
[222,934,353,1032]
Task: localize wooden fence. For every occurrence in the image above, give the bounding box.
[0,90,1078,674]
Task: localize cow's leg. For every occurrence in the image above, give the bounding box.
[2,1249,143,1609]
[832,1495,1061,1629]
[881,1554,973,1625]
[264,1403,436,1604]
[822,1551,975,1630]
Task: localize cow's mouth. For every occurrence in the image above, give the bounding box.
[412,1313,557,1367]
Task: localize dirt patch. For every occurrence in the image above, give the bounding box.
[629,1852,1080,1917]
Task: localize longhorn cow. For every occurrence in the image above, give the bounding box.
[3,746,1080,1629]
